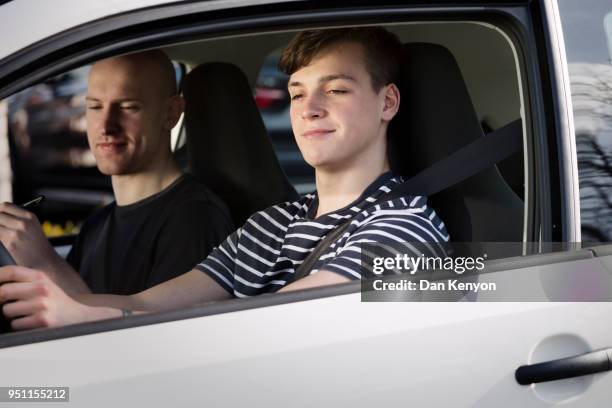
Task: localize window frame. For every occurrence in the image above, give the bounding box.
[0,0,562,348]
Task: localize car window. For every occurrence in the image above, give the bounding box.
[558,0,612,242]
[0,17,531,344]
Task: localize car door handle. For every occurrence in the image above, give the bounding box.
[515,348,612,385]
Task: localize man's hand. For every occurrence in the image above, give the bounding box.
[0,203,58,269]
[0,203,91,295]
[0,266,117,331]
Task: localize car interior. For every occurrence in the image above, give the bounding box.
[0,18,528,339]
[165,21,526,243]
[4,20,526,246]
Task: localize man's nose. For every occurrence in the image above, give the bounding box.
[300,93,326,120]
[101,105,120,135]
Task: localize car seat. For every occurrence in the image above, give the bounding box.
[182,62,299,227]
[388,43,524,242]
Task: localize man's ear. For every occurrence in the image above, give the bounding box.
[163,94,185,131]
[381,83,400,122]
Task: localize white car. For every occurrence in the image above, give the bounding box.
[0,0,611,407]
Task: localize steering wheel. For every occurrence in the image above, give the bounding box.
[0,242,16,334]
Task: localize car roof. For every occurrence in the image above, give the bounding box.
[0,0,291,61]
[0,0,186,59]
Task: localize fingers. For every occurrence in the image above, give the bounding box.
[0,202,31,219]
[0,203,37,233]
[2,298,47,320]
[0,223,23,250]
[0,212,27,230]
[0,281,49,303]
[0,265,46,285]
[0,204,37,241]
[0,268,57,331]
[10,313,55,331]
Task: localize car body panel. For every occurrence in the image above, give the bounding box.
[1,252,611,406]
[0,0,610,407]
[0,0,302,60]
[1,298,611,406]
[0,0,182,59]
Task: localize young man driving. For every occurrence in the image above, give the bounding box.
[0,27,448,330]
[0,51,233,296]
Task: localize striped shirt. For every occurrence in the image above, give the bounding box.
[195,172,450,297]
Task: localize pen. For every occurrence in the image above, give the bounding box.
[20,195,45,209]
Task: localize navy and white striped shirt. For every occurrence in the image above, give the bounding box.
[196,172,450,297]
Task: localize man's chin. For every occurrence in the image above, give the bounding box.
[302,156,326,169]
[96,164,131,176]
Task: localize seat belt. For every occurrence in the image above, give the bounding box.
[384,118,523,199]
[292,118,523,281]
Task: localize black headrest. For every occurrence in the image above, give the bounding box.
[389,43,523,242]
[183,62,298,226]
[389,43,485,177]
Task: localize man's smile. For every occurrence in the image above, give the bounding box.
[302,129,335,138]
[96,140,128,153]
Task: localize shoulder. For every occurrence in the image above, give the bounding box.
[242,193,310,226]
[350,195,449,243]
[163,174,233,223]
[170,174,227,206]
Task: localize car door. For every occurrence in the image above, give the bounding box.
[0,1,611,407]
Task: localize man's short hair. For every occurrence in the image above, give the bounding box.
[278,27,402,92]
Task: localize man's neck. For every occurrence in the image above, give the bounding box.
[111,158,182,206]
[314,161,390,218]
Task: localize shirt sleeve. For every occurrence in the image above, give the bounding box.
[147,201,234,287]
[193,228,241,295]
[320,212,450,280]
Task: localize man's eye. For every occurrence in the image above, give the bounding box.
[86,105,102,110]
[121,105,140,111]
[290,94,303,101]
[327,89,348,95]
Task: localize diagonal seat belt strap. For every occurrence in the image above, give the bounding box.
[385,118,523,199]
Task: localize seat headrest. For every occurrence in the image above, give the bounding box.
[389,42,485,177]
[183,62,298,226]
[389,42,523,243]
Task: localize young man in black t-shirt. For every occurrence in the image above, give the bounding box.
[0,51,233,295]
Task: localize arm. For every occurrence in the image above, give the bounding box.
[278,270,350,292]
[76,269,232,310]
[0,266,231,330]
[279,211,448,292]
[0,202,91,295]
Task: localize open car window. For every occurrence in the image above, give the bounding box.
[0,12,537,346]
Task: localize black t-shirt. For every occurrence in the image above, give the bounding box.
[67,174,234,295]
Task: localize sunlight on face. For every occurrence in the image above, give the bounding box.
[288,42,392,172]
